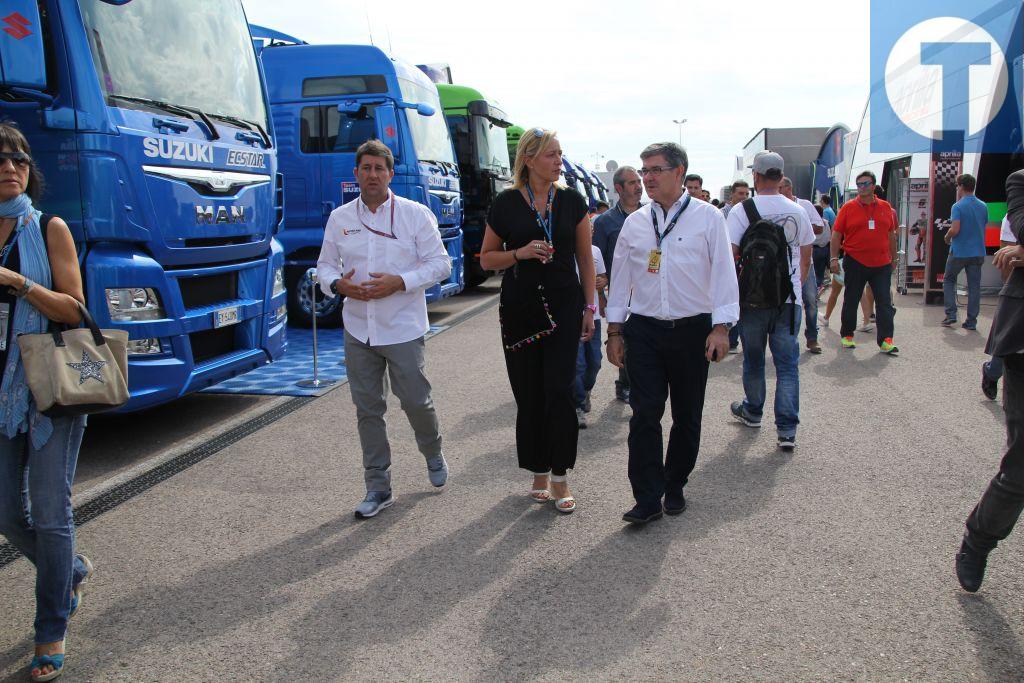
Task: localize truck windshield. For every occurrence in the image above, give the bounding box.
[472,116,511,178]
[397,79,456,165]
[80,0,269,131]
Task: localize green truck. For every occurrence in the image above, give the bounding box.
[507,125,524,168]
[437,84,513,287]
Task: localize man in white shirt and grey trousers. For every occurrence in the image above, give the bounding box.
[317,140,452,519]
[606,142,739,525]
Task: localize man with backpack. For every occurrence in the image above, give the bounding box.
[726,151,815,452]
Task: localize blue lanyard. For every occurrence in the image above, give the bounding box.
[526,184,555,243]
[0,222,23,268]
[651,194,691,249]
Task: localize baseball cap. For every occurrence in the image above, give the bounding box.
[752,151,784,175]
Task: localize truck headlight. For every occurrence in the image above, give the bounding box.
[272,267,285,297]
[127,338,162,355]
[277,304,287,321]
[106,288,165,322]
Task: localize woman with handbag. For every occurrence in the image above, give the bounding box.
[0,123,92,682]
[480,128,596,514]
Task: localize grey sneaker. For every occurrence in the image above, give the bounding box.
[426,455,449,487]
[730,401,761,428]
[354,491,394,519]
[778,436,796,452]
[576,408,587,429]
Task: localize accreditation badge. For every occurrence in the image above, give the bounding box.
[647,249,662,274]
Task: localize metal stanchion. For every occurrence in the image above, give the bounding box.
[296,268,336,389]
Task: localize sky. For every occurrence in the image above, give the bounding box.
[241,0,872,195]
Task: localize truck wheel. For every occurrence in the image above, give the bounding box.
[285,267,343,328]
[463,260,491,289]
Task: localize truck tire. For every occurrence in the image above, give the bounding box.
[285,266,343,329]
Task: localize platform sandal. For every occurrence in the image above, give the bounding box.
[530,472,551,503]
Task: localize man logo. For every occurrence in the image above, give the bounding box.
[870,0,1022,154]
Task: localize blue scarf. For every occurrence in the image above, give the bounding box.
[0,194,53,448]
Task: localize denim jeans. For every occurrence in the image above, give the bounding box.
[574,320,602,408]
[944,256,985,324]
[739,303,802,438]
[0,415,87,644]
[812,244,830,287]
[801,267,818,342]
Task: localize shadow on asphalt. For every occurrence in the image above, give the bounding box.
[956,592,1024,680]
[0,492,439,678]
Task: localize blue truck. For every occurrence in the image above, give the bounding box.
[252,28,464,326]
[0,0,287,411]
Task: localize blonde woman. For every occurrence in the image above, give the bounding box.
[480,128,595,513]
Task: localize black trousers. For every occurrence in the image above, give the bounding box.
[966,354,1024,553]
[503,285,584,476]
[624,313,712,509]
[841,255,895,343]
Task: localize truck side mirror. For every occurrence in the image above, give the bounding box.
[338,100,362,114]
[374,102,401,159]
[0,1,47,92]
[415,103,435,117]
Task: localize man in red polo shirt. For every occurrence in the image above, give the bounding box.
[830,171,899,354]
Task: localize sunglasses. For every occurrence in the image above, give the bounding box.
[856,180,875,188]
[0,152,31,169]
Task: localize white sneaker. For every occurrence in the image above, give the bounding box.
[858,321,874,332]
[820,316,829,327]
[576,408,587,429]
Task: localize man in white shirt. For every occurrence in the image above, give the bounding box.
[781,177,826,354]
[317,140,453,519]
[606,142,739,525]
[727,152,815,452]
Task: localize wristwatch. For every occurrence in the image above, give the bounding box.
[330,280,339,295]
[14,277,33,298]
[721,322,734,330]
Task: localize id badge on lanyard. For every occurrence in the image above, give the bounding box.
[647,249,662,273]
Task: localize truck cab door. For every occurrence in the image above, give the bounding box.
[320,101,392,213]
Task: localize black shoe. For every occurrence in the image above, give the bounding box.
[615,387,630,403]
[778,436,796,452]
[622,504,664,525]
[955,539,988,593]
[963,321,978,331]
[664,493,686,516]
[940,317,957,327]
[982,364,999,401]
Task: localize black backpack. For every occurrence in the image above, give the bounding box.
[737,198,794,311]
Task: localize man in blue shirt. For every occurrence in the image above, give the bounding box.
[942,174,989,330]
[593,166,643,402]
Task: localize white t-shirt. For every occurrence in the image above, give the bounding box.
[727,195,816,307]
[1001,216,1018,244]
[577,244,607,321]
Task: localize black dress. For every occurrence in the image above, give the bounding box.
[487,187,587,475]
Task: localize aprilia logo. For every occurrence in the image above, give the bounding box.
[2,12,32,40]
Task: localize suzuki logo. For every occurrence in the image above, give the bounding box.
[2,12,32,40]
[195,206,247,225]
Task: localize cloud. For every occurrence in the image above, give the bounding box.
[242,0,870,193]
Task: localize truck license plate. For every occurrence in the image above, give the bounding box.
[214,306,240,328]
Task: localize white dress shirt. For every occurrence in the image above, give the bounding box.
[317,192,452,346]
[606,195,739,326]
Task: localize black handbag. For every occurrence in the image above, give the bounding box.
[499,283,557,351]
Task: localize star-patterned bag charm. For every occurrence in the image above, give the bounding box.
[66,349,108,385]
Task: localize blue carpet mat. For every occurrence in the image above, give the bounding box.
[202,324,447,397]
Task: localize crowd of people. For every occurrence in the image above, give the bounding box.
[3,117,1024,680]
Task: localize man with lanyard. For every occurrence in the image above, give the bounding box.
[594,165,643,403]
[829,170,899,354]
[607,142,738,525]
[317,140,453,519]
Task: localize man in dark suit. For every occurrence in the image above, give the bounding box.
[956,169,1024,591]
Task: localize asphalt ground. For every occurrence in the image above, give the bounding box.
[0,288,1021,681]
